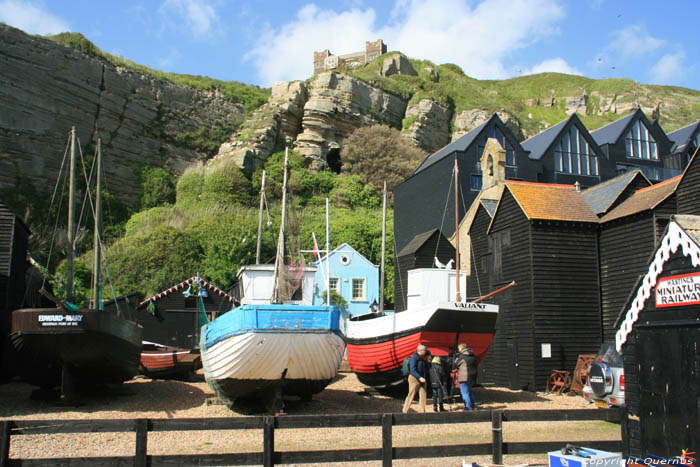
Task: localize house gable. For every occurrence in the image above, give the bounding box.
[615,216,700,351]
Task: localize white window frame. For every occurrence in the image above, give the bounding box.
[351,278,366,301]
[329,277,340,294]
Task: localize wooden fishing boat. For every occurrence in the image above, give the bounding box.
[346,156,511,388]
[10,129,142,397]
[139,341,200,379]
[201,149,346,411]
[201,303,345,406]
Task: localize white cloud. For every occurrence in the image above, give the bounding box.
[159,0,221,39]
[246,0,565,86]
[156,47,183,69]
[649,51,686,85]
[524,58,581,76]
[595,24,665,67]
[0,0,69,35]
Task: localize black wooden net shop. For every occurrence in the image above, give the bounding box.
[0,202,30,380]
[616,215,700,457]
[469,180,602,391]
[136,276,236,350]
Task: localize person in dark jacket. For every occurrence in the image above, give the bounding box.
[402,344,429,413]
[429,356,446,412]
[455,343,477,410]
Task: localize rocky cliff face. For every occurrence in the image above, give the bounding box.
[214,80,307,173]
[402,99,451,153]
[294,72,407,168]
[0,25,245,204]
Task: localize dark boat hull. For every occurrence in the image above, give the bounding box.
[11,308,143,388]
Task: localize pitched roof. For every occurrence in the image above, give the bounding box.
[582,169,650,215]
[138,276,235,307]
[667,120,700,154]
[397,229,440,257]
[502,180,599,223]
[601,175,681,223]
[674,214,700,245]
[520,117,570,160]
[412,114,498,174]
[590,109,639,146]
[481,199,499,217]
[311,242,377,268]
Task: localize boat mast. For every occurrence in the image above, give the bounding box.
[65,127,77,303]
[454,155,462,302]
[272,148,289,303]
[325,197,330,306]
[92,138,103,309]
[256,170,266,264]
[379,181,387,312]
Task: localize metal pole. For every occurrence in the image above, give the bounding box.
[325,197,330,306]
[92,138,103,309]
[66,127,77,303]
[454,156,462,302]
[379,181,387,312]
[272,148,289,303]
[256,170,266,264]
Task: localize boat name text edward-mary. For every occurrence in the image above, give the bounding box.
[38,314,84,326]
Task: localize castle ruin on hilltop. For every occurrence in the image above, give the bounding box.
[313,39,387,74]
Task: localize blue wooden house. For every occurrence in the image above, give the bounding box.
[311,243,379,317]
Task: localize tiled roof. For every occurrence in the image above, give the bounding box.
[412,114,497,174]
[138,276,235,307]
[590,110,639,146]
[397,229,439,257]
[674,214,700,245]
[667,121,700,154]
[601,175,681,223]
[582,169,650,215]
[520,117,570,160]
[504,180,599,223]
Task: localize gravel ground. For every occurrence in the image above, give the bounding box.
[0,367,620,466]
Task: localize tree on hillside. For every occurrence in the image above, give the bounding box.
[340,125,426,196]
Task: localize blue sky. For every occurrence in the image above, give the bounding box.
[1,0,698,90]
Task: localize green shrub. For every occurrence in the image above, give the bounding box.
[201,162,253,206]
[176,165,205,206]
[137,165,176,209]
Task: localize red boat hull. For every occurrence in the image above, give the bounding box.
[139,344,200,379]
[346,305,498,388]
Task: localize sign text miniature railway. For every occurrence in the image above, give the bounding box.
[655,273,700,307]
[38,314,84,327]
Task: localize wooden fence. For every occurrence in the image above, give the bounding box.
[1,408,622,466]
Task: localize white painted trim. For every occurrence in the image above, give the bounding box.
[615,221,700,352]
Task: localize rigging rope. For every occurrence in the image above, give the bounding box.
[432,164,455,265]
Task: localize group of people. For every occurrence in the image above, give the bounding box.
[402,343,477,413]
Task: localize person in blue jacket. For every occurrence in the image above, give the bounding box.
[402,344,429,413]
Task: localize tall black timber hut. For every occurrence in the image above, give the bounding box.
[136,276,236,349]
[393,229,455,312]
[0,202,30,378]
[596,175,681,341]
[470,180,602,390]
[616,215,700,457]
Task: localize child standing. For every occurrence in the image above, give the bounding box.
[429,356,446,412]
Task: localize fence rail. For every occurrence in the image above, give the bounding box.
[1,408,622,467]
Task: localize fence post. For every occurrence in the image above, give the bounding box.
[1,420,10,467]
[134,419,148,467]
[263,416,275,467]
[381,413,393,467]
[491,410,503,464]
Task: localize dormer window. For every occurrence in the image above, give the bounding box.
[625,120,658,160]
[555,125,599,176]
[478,126,515,167]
